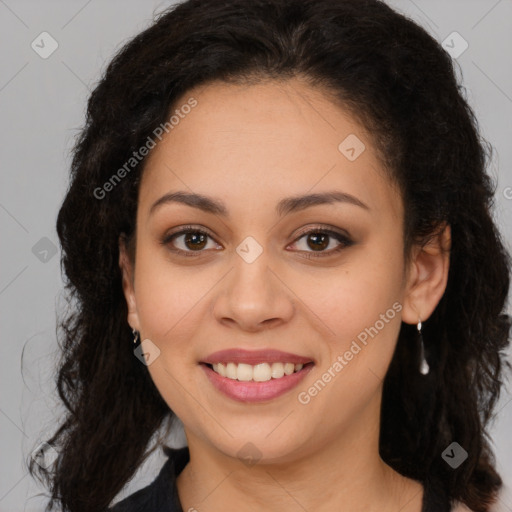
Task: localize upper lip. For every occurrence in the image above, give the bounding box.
[201,349,313,365]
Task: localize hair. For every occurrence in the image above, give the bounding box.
[27,0,511,511]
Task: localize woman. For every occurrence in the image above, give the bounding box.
[28,0,511,511]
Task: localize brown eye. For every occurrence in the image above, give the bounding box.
[161,224,353,259]
[304,232,330,251]
[290,227,354,259]
[182,232,208,251]
[161,226,220,257]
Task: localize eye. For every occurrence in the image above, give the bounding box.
[161,225,221,257]
[288,226,354,259]
[161,224,354,258]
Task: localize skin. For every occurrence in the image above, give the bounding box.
[119,77,451,512]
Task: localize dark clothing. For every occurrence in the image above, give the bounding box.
[109,446,451,512]
[109,447,188,512]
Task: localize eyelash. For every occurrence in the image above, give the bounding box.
[161,224,354,259]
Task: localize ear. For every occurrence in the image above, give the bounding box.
[401,223,451,325]
[119,234,141,332]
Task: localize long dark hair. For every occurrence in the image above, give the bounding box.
[28,0,511,510]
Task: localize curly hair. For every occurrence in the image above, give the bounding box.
[27,0,511,511]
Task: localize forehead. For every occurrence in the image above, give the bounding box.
[139,78,402,223]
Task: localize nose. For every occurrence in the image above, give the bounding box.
[212,250,295,333]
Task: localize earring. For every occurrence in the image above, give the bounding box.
[417,318,429,375]
[132,329,140,345]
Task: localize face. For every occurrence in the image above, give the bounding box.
[120,78,448,465]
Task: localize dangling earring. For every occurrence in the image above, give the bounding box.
[417,318,429,375]
[132,329,140,345]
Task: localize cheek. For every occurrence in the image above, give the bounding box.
[295,246,404,349]
[294,269,403,434]
[133,244,209,341]
[132,249,206,413]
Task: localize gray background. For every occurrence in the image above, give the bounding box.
[1,1,511,510]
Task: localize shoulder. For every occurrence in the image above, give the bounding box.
[108,446,190,512]
[108,461,171,512]
[109,485,154,512]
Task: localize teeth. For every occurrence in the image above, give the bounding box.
[237,363,253,381]
[211,362,305,381]
[271,362,284,379]
[284,362,295,375]
[226,362,237,379]
[216,362,227,377]
[253,363,271,382]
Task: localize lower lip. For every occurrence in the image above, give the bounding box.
[201,363,314,403]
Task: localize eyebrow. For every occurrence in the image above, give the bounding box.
[149,190,370,218]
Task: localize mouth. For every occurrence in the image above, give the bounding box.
[202,361,313,382]
[199,349,315,403]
